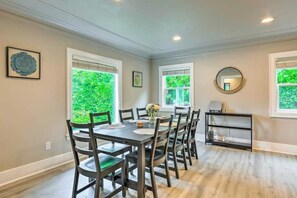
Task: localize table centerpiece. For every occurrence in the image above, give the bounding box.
[146,103,160,124]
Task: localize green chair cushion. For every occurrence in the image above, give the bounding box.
[80,153,123,172]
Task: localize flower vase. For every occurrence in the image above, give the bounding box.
[149,112,155,124]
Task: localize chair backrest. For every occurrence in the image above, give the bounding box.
[119,108,134,122]
[174,106,191,117]
[187,109,201,141]
[90,111,111,126]
[66,120,102,173]
[172,113,189,146]
[150,116,173,166]
[136,107,148,119]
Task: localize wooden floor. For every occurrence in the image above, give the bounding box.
[1,143,297,198]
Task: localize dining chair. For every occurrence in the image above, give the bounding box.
[174,106,191,117]
[90,111,132,156]
[66,120,126,198]
[183,109,200,165]
[125,116,173,198]
[119,108,135,122]
[167,113,189,179]
[136,107,148,119]
[90,111,132,186]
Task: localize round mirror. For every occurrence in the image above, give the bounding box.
[215,67,244,94]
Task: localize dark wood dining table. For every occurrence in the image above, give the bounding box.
[90,122,155,198]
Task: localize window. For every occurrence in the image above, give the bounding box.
[159,63,194,110]
[269,51,297,118]
[224,83,230,91]
[67,48,122,123]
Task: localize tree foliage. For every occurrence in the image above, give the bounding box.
[165,75,190,88]
[279,86,297,109]
[277,68,297,109]
[277,68,297,83]
[72,69,115,123]
[165,75,190,106]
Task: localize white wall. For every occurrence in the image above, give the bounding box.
[0,11,150,171]
[151,39,297,146]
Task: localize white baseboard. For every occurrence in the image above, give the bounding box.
[0,152,73,187]
[196,134,297,156]
[253,140,297,155]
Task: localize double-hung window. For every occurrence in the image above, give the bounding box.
[159,63,194,110]
[269,51,297,118]
[67,48,122,123]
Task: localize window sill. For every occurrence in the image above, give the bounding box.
[270,112,297,119]
[159,108,174,113]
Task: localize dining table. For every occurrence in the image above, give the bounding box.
[85,121,156,198]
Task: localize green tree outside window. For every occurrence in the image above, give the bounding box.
[72,68,115,123]
[164,75,190,106]
[277,68,297,110]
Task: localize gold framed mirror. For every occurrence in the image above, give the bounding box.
[215,67,244,94]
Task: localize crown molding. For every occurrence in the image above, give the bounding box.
[151,31,297,61]
[0,0,152,59]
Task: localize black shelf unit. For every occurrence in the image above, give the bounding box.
[205,112,253,151]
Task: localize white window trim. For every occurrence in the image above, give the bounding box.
[67,48,122,122]
[159,63,194,111]
[269,50,297,118]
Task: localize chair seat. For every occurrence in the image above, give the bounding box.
[126,148,164,164]
[168,140,183,152]
[98,142,131,156]
[80,153,124,173]
[178,135,188,142]
[169,134,185,140]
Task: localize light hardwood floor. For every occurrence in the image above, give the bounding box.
[1,143,297,198]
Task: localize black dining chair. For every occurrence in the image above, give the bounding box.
[119,108,135,122]
[136,107,148,119]
[90,111,132,156]
[125,116,173,198]
[90,111,132,186]
[66,120,126,198]
[167,113,189,179]
[182,109,200,165]
[174,106,191,117]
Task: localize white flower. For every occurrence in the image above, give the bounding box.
[146,103,160,113]
[146,103,160,117]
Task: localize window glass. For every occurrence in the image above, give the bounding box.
[165,75,190,88]
[178,88,190,106]
[164,75,190,107]
[278,86,297,110]
[72,68,116,123]
[277,68,297,83]
[165,89,176,105]
[277,68,297,110]
[159,63,193,109]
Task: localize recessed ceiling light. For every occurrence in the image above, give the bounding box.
[173,35,182,41]
[261,17,274,23]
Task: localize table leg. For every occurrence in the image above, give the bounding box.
[137,143,145,198]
